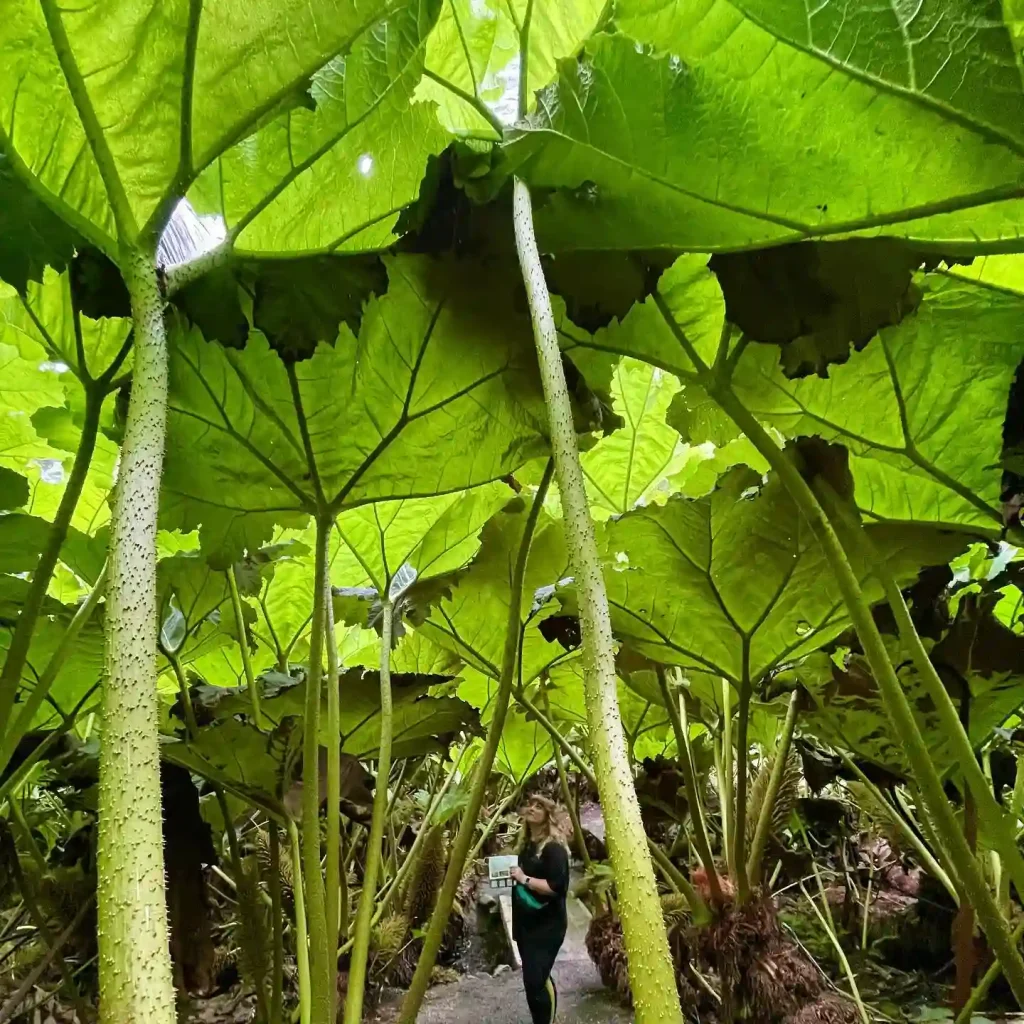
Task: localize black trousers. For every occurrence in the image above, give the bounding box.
[517,930,564,1024]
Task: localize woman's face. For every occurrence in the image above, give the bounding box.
[520,799,547,826]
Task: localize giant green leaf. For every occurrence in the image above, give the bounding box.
[948,254,1024,294]
[0,603,105,729]
[577,358,691,518]
[19,408,119,539]
[801,597,1024,779]
[558,254,726,383]
[600,467,971,686]
[587,253,1022,534]
[3,268,133,384]
[189,0,448,254]
[0,268,131,537]
[494,706,555,782]
[416,0,606,136]
[160,254,549,563]
[0,513,104,584]
[0,151,80,291]
[724,273,1022,532]
[0,341,65,478]
[722,0,1024,146]
[416,502,576,689]
[331,484,511,593]
[195,666,476,760]
[0,0,395,245]
[500,19,1024,252]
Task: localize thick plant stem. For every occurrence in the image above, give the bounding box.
[269,825,285,1024]
[288,819,311,1024]
[513,177,684,1024]
[732,671,752,902]
[359,744,469,941]
[746,689,801,886]
[545,684,591,869]
[711,384,1024,1007]
[96,247,176,1024]
[301,518,331,1024]
[343,599,394,1024]
[227,565,262,726]
[515,684,708,918]
[397,463,554,1024]
[324,580,342,1021]
[956,915,1024,1023]
[0,385,102,732]
[815,476,1024,901]
[720,679,734,882]
[217,791,269,1023]
[657,667,720,900]
[0,560,108,777]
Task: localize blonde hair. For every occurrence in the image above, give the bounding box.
[520,793,571,851]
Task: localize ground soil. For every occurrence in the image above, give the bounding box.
[371,960,633,1024]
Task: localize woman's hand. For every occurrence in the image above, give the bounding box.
[510,866,527,884]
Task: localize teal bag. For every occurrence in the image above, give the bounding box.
[513,882,545,912]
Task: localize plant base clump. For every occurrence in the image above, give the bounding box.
[586,893,857,1024]
[784,995,861,1024]
[361,829,467,996]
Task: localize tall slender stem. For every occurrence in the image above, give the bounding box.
[516,0,535,119]
[0,385,103,731]
[710,383,1024,1005]
[815,475,1024,899]
[746,689,801,885]
[227,565,262,726]
[513,177,684,1024]
[217,790,269,1023]
[301,517,331,1022]
[288,819,311,1024]
[720,680,734,881]
[324,576,342,1022]
[343,598,394,1024]
[269,825,284,1024]
[543,681,591,870]
[732,669,752,901]
[96,247,176,1024]
[397,463,554,1024]
[657,667,720,900]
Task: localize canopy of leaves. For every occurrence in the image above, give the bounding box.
[599,467,971,686]
[188,666,477,762]
[1,0,425,252]
[801,592,1024,779]
[160,255,550,563]
[724,273,1022,531]
[576,358,692,518]
[416,0,607,135]
[188,0,447,255]
[416,501,576,689]
[499,8,1024,252]
[331,484,512,594]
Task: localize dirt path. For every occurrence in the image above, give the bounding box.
[372,960,632,1024]
[373,885,632,1024]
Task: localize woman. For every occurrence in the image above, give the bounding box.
[510,794,571,1024]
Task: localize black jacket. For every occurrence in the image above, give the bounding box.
[511,840,570,945]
